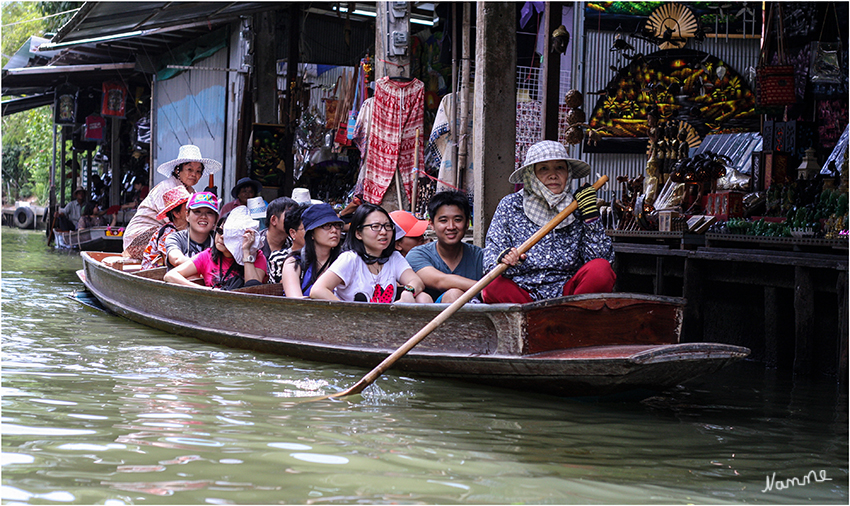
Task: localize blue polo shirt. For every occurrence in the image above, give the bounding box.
[406,241,484,301]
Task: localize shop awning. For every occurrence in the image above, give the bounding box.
[1,93,54,116]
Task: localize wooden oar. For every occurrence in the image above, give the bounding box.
[325,175,609,399]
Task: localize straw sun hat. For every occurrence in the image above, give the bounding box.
[508,140,591,184]
[156,145,222,178]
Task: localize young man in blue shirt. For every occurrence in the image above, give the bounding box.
[406,191,483,303]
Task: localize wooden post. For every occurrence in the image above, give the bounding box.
[450,3,459,175]
[456,2,471,189]
[72,147,80,199]
[763,286,779,367]
[59,126,67,207]
[540,2,562,140]
[282,3,301,198]
[376,1,411,212]
[254,11,277,125]
[837,270,848,389]
[109,119,122,211]
[681,256,704,343]
[793,266,814,376]
[472,2,517,247]
[654,256,665,295]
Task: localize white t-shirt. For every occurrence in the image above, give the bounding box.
[329,250,411,303]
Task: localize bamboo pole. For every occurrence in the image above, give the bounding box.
[450,3,458,176]
[456,2,471,189]
[412,128,420,214]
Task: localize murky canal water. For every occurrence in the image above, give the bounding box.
[2,227,847,504]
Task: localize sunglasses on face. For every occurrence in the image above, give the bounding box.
[360,222,394,232]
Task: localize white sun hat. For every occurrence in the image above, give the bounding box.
[222,206,261,265]
[508,140,591,184]
[156,144,223,178]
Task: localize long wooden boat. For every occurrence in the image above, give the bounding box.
[57,227,124,252]
[79,251,749,396]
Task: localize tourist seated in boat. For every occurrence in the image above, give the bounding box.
[267,203,309,283]
[107,176,149,230]
[77,200,107,230]
[482,140,615,303]
[140,186,191,270]
[389,210,429,256]
[407,190,484,303]
[281,203,344,297]
[122,145,221,259]
[259,197,298,261]
[56,187,86,231]
[310,202,432,303]
[164,207,268,290]
[221,177,263,215]
[164,192,219,270]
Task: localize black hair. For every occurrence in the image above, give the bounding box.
[210,211,231,263]
[165,202,186,223]
[298,226,342,289]
[343,202,396,260]
[427,190,471,222]
[266,196,298,223]
[171,161,204,180]
[283,203,309,237]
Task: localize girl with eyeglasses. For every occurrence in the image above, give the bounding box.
[281,204,344,297]
[310,203,432,303]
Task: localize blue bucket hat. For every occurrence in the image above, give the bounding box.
[301,203,343,231]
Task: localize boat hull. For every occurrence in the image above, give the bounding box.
[57,227,123,252]
[80,251,749,396]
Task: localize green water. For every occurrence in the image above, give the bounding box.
[2,227,847,504]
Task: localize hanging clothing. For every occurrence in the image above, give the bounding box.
[425,93,475,195]
[362,77,424,205]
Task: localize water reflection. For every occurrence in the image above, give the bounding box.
[2,228,848,504]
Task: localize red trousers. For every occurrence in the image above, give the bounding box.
[481,258,616,304]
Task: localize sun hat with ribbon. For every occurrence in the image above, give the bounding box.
[222,206,261,265]
[155,186,192,220]
[156,145,222,178]
[508,140,591,184]
[187,192,220,214]
[301,203,344,232]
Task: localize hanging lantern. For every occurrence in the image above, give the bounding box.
[101,81,128,117]
[54,83,78,124]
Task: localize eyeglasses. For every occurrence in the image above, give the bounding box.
[319,222,344,231]
[360,222,394,232]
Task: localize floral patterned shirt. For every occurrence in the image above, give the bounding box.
[483,192,614,301]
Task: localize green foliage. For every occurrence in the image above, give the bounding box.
[1,1,42,68]
[2,106,54,205]
[1,2,81,205]
[35,1,82,33]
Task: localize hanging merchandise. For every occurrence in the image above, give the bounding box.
[809,3,845,98]
[75,87,102,124]
[135,116,151,149]
[755,3,796,108]
[362,76,425,205]
[101,81,128,117]
[84,114,105,141]
[54,83,78,125]
[346,63,365,140]
[333,70,356,147]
